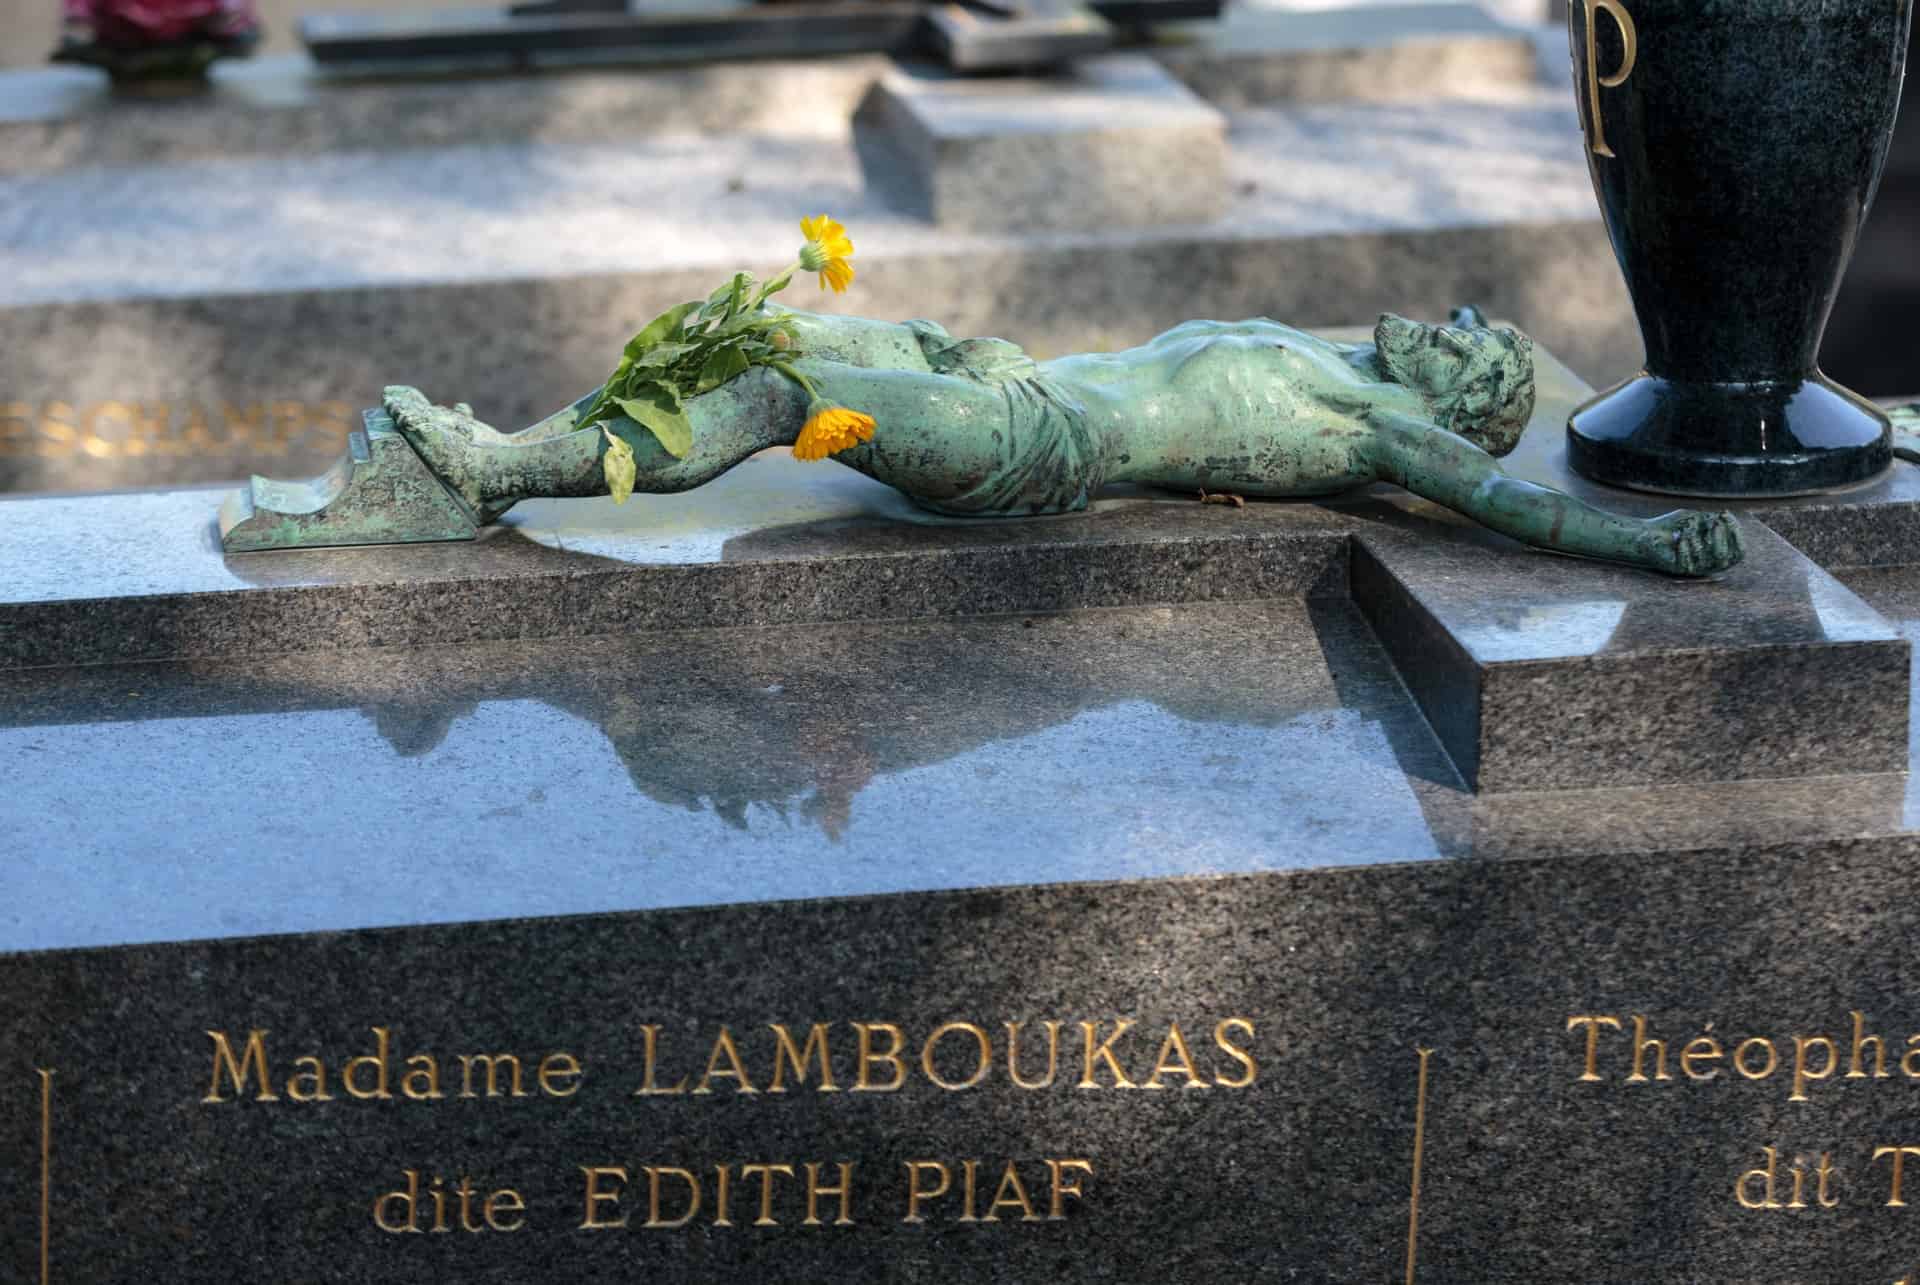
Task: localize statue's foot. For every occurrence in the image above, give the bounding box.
[383,386,517,521]
[219,405,480,552]
[1644,510,1744,576]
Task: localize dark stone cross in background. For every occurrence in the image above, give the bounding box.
[300,0,1221,72]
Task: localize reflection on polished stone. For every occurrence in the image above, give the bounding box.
[0,599,1463,951]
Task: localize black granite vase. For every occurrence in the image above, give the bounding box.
[1566,0,1913,496]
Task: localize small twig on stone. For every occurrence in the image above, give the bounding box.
[1198,489,1245,509]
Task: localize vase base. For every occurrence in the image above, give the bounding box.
[1566,374,1893,499]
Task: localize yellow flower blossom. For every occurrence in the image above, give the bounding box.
[798,214,856,293]
[794,403,875,461]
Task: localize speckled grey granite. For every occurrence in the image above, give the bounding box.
[0,7,1541,176]
[1157,2,1540,107]
[0,54,881,176]
[0,599,1467,947]
[8,798,1920,1278]
[8,503,1920,1276]
[0,471,1353,669]
[1350,510,1909,791]
[853,56,1227,232]
[1483,384,1920,571]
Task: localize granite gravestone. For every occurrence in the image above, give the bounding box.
[7,345,1920,1281]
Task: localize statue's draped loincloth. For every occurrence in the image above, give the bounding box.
[907,321,1107,517]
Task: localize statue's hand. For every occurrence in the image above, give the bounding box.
[1644,509,1745,576]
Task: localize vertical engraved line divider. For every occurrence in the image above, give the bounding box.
[38,1068,53,1285]
[1405,1048,1433,1285]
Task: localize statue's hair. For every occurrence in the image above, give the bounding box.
[1373,313,1536,458]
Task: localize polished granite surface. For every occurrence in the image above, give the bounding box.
[11,562,1920,954]
[0,599,1463,951]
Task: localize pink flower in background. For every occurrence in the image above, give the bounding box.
[63,0,259,45]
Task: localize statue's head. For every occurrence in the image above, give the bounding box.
[1373,312,1535,457]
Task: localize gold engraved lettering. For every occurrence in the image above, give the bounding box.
[458,1052,526,1100]
[346,1028,396,1100]
[922,1022,992,1091]
[903,1160,950,1222]
[403,1054,445,1101]
[1681,1034,1723,1081]
[1,402,33,456]
[739,1163,794,1226]
[1077,1020,1137,1089]
[1738,1147,1785,1210]
[694,1027,759,1095]
[804,1162,855,1226]
[1817,1154,1841,1209]
[132,403,171,457]
[1627,1015,1671,1082]
[222,403,272,455]
[1046,1159,1093,1220]
[1903,1035,1920,1079]
[983,1162,1040,1223]
[1574,0,1638,157]
[485,1188,527,1232]
[1406,1049,1433,1285]
[580,1165,630,1229]
[286,1055,334,1102]
[1214,1018,1258,1087]
[636,1024,689,1095]
[307,400,355,451]
[855,1023,907,1092]
[38,1068,52,1285]
[204,1029,279,1103]
[714,1163,735,1227]
[37,402,79,459]
[1791,1035,1838,1102]
[80,401,134,460]
[376,1170,427,1233]
[1851,1012,1891,1079]
[270,401,305,453]
[647,1166,704,1228]
[1735,1037,1778,1081]
[1144,1022,1208,1089]
[960,1159,981,1222]
[538,1052,582,1097]
[768,1023,838,1093]
[1006,1021,1062,1089]
[1877,1146,1920,1207]
[1566,1015,1621,1081]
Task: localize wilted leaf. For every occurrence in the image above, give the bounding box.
[601,428,636,505]
[615,383,694,459]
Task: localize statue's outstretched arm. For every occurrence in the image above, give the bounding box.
[1366,409,1743,576]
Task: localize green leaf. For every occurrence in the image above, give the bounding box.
[751,269,795,308]
[623,301,700,361]
[614,383,694,459]
[695,346,750,394]
[632,341,695,370]
[601,428,636,506]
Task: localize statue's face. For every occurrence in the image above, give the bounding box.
[1373,314,1534,457]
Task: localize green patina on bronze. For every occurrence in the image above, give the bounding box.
[220,306,1747,577]
[218,409,478,551]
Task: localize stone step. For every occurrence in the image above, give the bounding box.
[0,90,1632,497]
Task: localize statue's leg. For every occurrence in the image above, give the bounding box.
[1366,409,1744,576]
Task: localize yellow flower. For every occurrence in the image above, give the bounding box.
[794,404,875,461]
[798,214,856,293]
